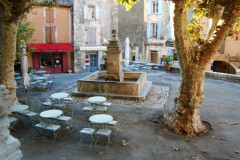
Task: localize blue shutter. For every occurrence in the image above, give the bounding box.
[147,23,150,39]
[168,23,172,39]
[158,0,162,14]
[147,0,151,15]
[157,23,161,39]
[95,5,99,19]
[84,5,88,19]
[167,49,172,56]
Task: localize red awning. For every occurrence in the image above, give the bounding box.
[28,43,73,52]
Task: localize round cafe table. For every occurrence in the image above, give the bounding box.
[88,96,106,104]
[40,109,63,118]
[89,114,113,124]
[33,76,48,81]
[34,70,46,74]
[11,105,29,112]
[50,92,69,99]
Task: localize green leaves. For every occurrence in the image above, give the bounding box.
[16,21,36,57]
[17,22,36,44]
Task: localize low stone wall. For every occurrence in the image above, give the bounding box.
[0,85,22,160]
[168,66,240,83]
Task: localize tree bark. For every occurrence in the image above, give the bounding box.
[0,20,18,104]
[165,0,207,135]
[166,62,207,135]
[165,0,240,135]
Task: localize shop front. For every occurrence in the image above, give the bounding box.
[28,43,73,73]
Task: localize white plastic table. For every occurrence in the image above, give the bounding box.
[50,92,69,99]
[14,76,21,80]
[33,76,48,80]
[146,63,154,66]
[40,109,63,118]
[88,96,106,104]
[89,114,113,124]
[11,105,29,112]
[34,70,46,74]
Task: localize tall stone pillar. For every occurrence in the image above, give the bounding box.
[0,85,22,160]
[105,29,124,82]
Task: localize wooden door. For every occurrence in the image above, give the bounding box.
[151,52,158,63]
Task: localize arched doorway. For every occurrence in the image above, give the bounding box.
[212,61,236,74]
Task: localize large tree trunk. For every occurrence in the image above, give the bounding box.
[166,62,207,135]
[0,20,18,104]
[164,1,207,135]
[164,0,240,135]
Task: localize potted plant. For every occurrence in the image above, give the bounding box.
[164,55,172,72]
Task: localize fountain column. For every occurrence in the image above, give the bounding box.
[105,29,124,82]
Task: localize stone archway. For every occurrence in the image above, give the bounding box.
[212,61,236,74]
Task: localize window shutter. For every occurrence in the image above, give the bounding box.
[168,23,172,39]
[49,8,54,23]
[84,5,88,19]
[45,8,50,23]
[51,27,56,43]
[45,27,51,43]
[167,49,172,56]
[157,22,161,39]
[95,5,99,19]
[147,23,151,38]
[87,28,96,44]
[147,0,151,15]
[158,0,162,14]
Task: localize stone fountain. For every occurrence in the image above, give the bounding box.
[72,29,152,101]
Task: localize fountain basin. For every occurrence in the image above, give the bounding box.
[72,71,152,101]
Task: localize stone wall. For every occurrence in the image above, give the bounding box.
[73,0,117,73]
[118,0,145,52]
[169,66,240,83]
[0,85,22,160]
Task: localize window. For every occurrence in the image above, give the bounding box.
[88,6,95,19]
[151,23,158,38]
[45,7,54,23]
[84,5,99,19]
[147,0,162,15]
[87,28,96,44]
[45,26,56,43]
[152,1,158,14]
[40,53,52,68]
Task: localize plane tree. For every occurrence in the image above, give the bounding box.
[0,0,56,104]
[117,0,240,135]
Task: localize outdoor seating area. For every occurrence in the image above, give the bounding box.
[15,69,54,94]
[128,61,163,72]
[10,93,117,149]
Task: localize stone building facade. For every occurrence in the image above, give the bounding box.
[73,0,118,73]
[118,0,174,64]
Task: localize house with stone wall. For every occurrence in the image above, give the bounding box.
[118,0,174,64]
[211,37,240,74]
[73,0,118,73]
[26,0,74,73]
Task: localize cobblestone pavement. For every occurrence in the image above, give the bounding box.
[13,71,240,160]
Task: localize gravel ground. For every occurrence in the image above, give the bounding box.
[73,85,169,109]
